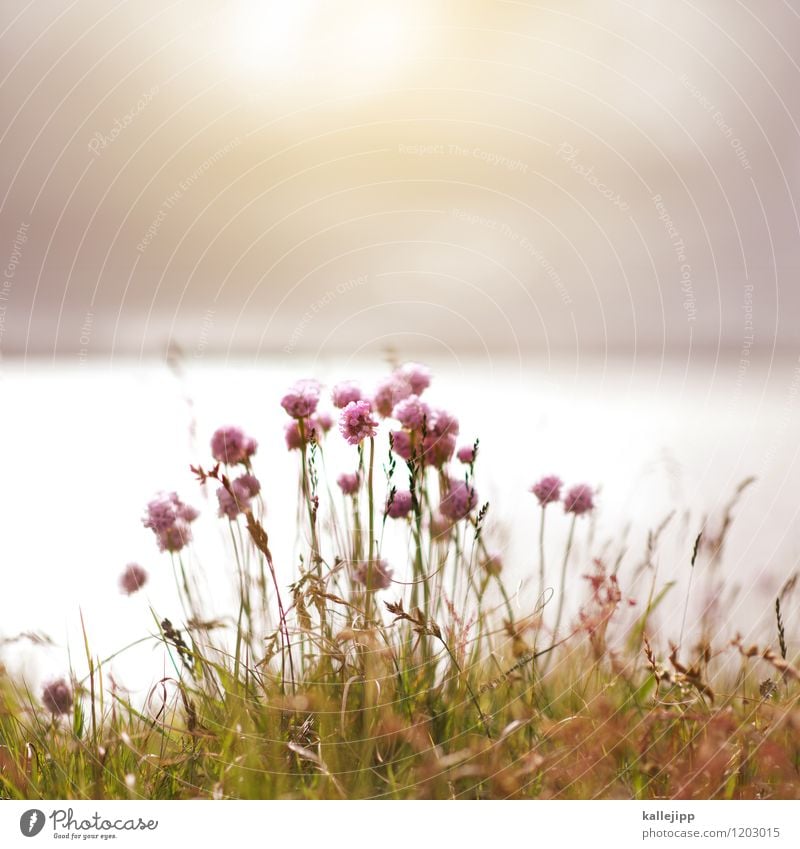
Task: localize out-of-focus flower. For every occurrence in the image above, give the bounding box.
[386,489,413,519]
[422,409,460,467]
[339,399,378,445]
[143,493,198,553]
[398,362,431,396]
[531,475,563,507]
[456,444,476,464]
[337,471,361,495]
[390,429,413,461]
[217,473,261,520]
[210,426,257,465]
[119,563,148,595]
[281,379,321,419]
[284,417,323,451]
[332,381,362,408]
[42,678,73,715]
[373,374,412,417]
[564,483,595,515]
[440,478,478,521]
[352,559,393,591]
[429,511,452,540]
[315,411,333,433]
[392,395,430,431]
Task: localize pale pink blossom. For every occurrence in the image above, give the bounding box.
[339,399,378,445]
[398,362,431,396]
[564,483,595,515]
[386,490,413,519]
[281,379,321,419]
[352,559,393,591]
[440,478,478,521]
[456,444,476,464]
[331,381,362,408]
[143,493,198,553]
[210,426,257,465]
[119,563,148,595]
[531,475,563,507]
[392,395,430,431]
[337,472,361,496]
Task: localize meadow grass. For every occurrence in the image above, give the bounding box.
[1,364,798,800]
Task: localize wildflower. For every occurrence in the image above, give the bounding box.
[339,399,378,445]
[390,429,413,461]
[531,475,563,506]
[210,426,257,465]
[281,379,321,419]
[143,493,198,553]
[315,411,333,433]
[398,362,431,396]
[373,374,412,417]
[422,409,459,467]
[386,489,413,519]
[332,381,362,408]
[42,678,73,715]
[352,559,393,591]
[119,563,148,595]
[284,418,321,451]
[392,395,430,430]
[429,511,452,540]
[217,474,261,520]
[564,483,595,515]
[456,444,475,464]
[440,478,478,521]
[337,471,361,495]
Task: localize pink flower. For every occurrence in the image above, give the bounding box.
[284,418,322,451]
[281,379,321,419]
[315,411,333,433]
[429,511,452,540]
[373,374,412,417]
[392,395,430,430]
[440,478,478,521]
[352,559,393,591]
[531,475,563,507]
[337,472,361,495]
[143,493,198,553]
[210,426,257,465]
[217,474,260,520]
[119,563,148,595]
[398,362,431,396]
[332,381,362,408]
[456,444,476,464]
[386,489,413,519]
[390,429,413,461]
[564,483,595,515]
[423,432,456,467]
[339,399,378,445]
[42,678,73,715]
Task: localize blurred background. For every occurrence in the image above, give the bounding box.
[1,0,800,686]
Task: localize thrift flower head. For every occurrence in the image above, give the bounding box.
[423,432,456,467]
[373,374,412,417]
[457,444,476,464]
[42,678,73,715]
[119,563,148,595]
[386,489,413,519]
[337,471,361,495]
[283,417,323,451]
[564,483,595,515]
[429,511,452,540]
[315,411,333,433]
[281,379,321,419]
[483,553,503,576]
[217,474,261,520]
[143,493,198,553]
[440,478,478,521]
[332,381,362,408]
[398,362,431,396]
[210,426,257,465]
[339,399,378,445]
[390,429,413,461]
[392,395,430,431]
[531,475,563,507]
[352,559,393,592]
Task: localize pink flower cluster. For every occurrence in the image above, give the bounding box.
[217,473,261,520]
[210,426,257,466]
[373,362,431,417]
[143,492,199,553]
[530,475,595,515]
[280,379,321,419]
[339,399,378,446]
[284,413,332,451]
[351,559,393,591]
[119,562,148,595]
[440,478,478,521]
[337,471,361,495]
[386,489,413,519]
[42,678,73,715]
